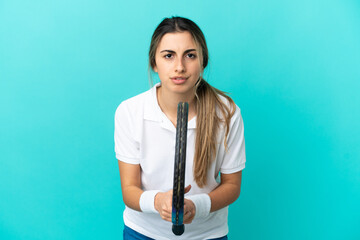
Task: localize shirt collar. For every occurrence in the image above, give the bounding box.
[143,82,196,129]
[144,83,162,122]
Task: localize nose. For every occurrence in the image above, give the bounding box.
[175,58,185,73]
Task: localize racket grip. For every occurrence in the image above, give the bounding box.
[171,102,189,236]
[172,224,184,236]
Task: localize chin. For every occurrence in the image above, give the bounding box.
[172,86,195,95]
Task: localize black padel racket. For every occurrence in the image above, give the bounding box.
[171,102,189,236]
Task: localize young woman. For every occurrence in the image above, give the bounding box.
[114,16,246,240]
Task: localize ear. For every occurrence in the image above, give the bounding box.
[153,65,158,73]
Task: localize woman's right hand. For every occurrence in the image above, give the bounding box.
[154,185,191,222]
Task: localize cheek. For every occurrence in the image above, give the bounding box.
[189,62,202,74]
[155,66,166,75]
[153,56,163,73]
[154,58,164,71]
[156,62,172,75]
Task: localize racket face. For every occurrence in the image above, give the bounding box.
[172,102,189,230]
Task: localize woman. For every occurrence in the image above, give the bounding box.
[114,16,246,240]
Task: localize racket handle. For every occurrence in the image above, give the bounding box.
[172,224,184,236]
[171,102,188,236]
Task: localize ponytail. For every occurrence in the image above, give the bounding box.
[193,78,236,187]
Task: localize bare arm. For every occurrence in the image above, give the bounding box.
[208,171,242,212]
[118,159,242,221]
[119,160,196,223]
[118,160,143,211]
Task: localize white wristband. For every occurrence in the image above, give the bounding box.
[186,193,211,219]
[139,190,160,213]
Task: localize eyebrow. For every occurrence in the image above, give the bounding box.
[160,49,197,54]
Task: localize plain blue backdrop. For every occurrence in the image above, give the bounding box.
[0,0,359,239]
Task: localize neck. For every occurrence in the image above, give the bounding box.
[156,85,196,126]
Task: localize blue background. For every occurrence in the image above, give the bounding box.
[1,0,359,239]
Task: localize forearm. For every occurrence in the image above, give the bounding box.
[208,171,242,212]
[121,185,143,211]
[208,181,241,212]
[118,161,145,212]
[185,171,242,220]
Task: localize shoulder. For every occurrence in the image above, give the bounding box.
[216,93,242,121]
[115,87,153,119]
[117,89,151,110]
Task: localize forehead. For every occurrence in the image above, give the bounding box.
[157,31,198,51]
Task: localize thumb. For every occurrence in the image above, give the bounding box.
[184,185,192,194]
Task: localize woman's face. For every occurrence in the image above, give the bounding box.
[153,31,202,97]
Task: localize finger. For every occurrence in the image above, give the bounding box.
[160,205,172,215]
[184,185,192,193]
[183,218,193,224]
[182,211,189,221]
[160,215,172,222]
[161,212,172,220]
[159,209,172,222]
[183,211,194,224]
[166,201,173,212]
[184,204,190,214]
[184,199,195,212]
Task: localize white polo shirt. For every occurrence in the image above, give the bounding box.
[114,83,246,240]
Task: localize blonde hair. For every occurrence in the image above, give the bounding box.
[149,16,236,187]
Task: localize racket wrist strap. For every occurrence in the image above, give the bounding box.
[139,190,160,213]
[186,193,211,219]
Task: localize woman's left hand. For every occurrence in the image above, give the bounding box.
[183,197,196,224]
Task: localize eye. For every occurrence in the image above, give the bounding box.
[164,54,173,59]
[186,53,196,59]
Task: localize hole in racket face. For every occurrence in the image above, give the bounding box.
[172,102,188,236]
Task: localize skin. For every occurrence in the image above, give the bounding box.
[153,31,201,126]
[118,31,242,224]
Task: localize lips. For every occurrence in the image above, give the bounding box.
[171,76,188,84]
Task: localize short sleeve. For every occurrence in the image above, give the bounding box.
[220,106,246,174]
[114,102,140,164]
